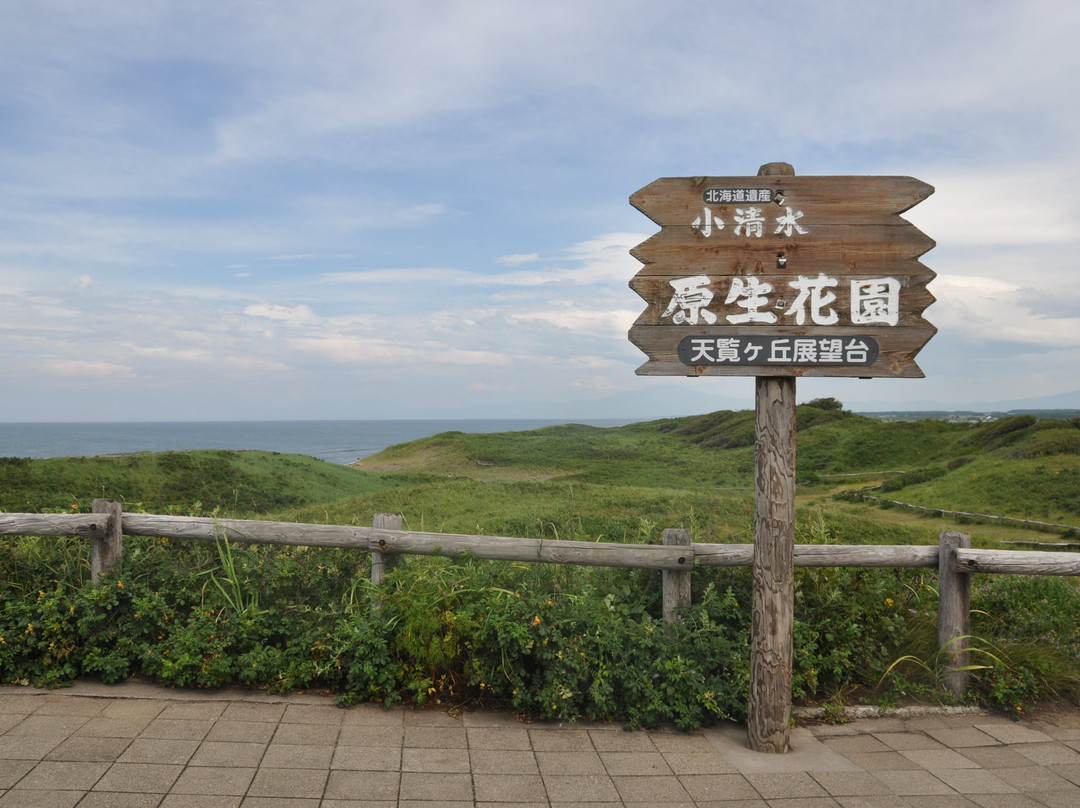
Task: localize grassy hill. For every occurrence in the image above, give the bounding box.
[0,450,405,516]
[4,404,1080,721]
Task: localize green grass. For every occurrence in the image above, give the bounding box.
[4,404,1080,721]
[0,451,403,516]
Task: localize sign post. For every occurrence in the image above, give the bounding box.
[628,163,935,752]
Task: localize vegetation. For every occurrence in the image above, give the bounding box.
[3,403,1080,727]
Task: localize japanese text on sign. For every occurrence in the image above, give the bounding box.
[677,335,880,367]
[663,274,901,328]
[692,205,808,238]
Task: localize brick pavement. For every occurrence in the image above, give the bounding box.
[3,681,1080,806]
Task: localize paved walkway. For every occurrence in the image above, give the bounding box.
[3,682,1080,807]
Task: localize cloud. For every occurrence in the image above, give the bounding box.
[42,359,137,379]
[496,253,539,266]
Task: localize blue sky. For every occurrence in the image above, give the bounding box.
[2,1,1078,421]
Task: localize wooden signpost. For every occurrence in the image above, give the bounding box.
[628,163,936,752]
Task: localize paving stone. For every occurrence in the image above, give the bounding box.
[99,700,166,720]
[189,740,267,768]
[217,703,286,723]
[872,732,946,751]
[0,789,84,807]
[270,722,340,746]
[599,750,672,776]
[957,745,1034,769]
[809,770,893,797]
[821,736,892,755]
[170,765,256,796]
[94,762,183,793]
[281,704,344,725]
[158,702,227,722]
[542,774,619,803]
[611,773,692,803]
[259,744,334,770]
[900,748,981,770]
[320,768,399,801]
[235,797,319,808]
[74,717,153,738]
[870,770,955,796]
[661,750,738,775]
[330,745,402,771]
[589,730,657,753]
[535,751,605,776]
[966,794,1052,808]
[337,725,403,747]
[835,751,920,771]
[34,698,103,718]
[1011,741,1080,765]
[205,721,276,744]
[13,760,108,791]
[339,705,403,727]
[45,735,130,762]
[118,737,199,764]
[77,792,167,807]
[397,771,472,802]
[989,764,1077,792]
[0,735,62,760]
[930,767,1017,794]
[924,727,1000,748]
[402,726,467,749]
[401,711,462,728]
[527,729,595,752]
[974,723,1054,744]
[466,727,532,750]
[401,746,470,773]
[0,760,34,789]
[473,773,544,802]
[744,771,829,799]
[246,767,328,799]
[469,749,540,776]
[6,716,89,738]
[140,719,214,741]
[678,772,760,802]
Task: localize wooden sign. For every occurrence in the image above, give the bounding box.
[628,174,936,378]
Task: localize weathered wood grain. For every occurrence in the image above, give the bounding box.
[748,376,796,754]
[0,513,109,537]
[91,499,123,584]
[955,548,1080,576]
[939,532,972,697]
[662,528,692,624]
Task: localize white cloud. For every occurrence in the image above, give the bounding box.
[496,253,539,266]
[42,359,137,379]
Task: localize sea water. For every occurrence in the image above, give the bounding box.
[0,419,636,465]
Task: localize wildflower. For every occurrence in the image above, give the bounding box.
[116,581,124,589]
[531,616,541,627]
[884,598,894,608]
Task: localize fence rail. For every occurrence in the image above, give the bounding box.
[5,499,1080,700]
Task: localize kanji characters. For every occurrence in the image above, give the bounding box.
[661,275,717,325]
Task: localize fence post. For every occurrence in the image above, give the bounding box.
[938,530,971,697]
[91,498,123,584]
[662,528,692,624]
[370,513,402,610]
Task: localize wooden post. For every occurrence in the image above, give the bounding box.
[370,513,402,610]
[662,528,692,624]
[938,530,971,697]
[90,498,123,584]
[747,375,797,753]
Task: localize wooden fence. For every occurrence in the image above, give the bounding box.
[5,498,1080,699]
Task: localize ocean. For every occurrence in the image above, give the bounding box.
[0,419,638,465]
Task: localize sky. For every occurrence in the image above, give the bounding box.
[2,1,1079,422]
